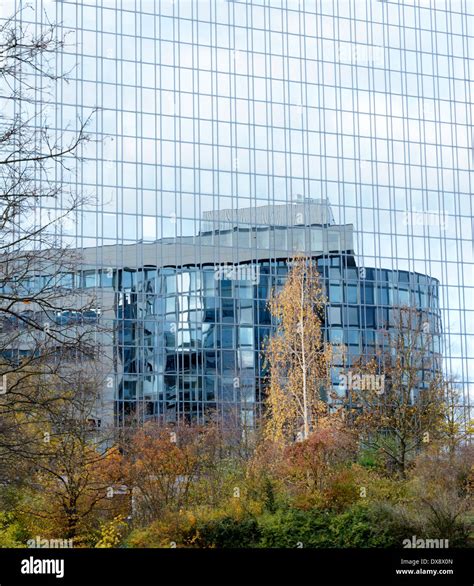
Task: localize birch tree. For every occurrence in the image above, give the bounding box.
[263,257,332,443]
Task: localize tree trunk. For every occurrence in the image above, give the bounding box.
[300,278,309,440]
[65,500,79,539]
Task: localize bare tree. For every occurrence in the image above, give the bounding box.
[346,306,446,478]
[0,7,105,470]
[440,378,473,457]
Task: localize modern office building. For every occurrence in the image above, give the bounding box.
[2,1,472,427]
[60,197,440,427]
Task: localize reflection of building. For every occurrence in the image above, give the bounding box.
[5,0,469,426]
[74,200,441,427]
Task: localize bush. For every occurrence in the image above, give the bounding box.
[0,512,29,548]
[95,516,128,548]
[329,504,400,548]
[192,515,261,548]
[372,500,472,548]
[258,505,400,548]
[322,468,360,512]
[258,508,334,548]
[125,503,424,549]
[358,447,385,471]
[125,512,197,548]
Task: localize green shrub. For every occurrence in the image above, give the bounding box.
[0,512,29,548]
[258,508,334,548]
[357,447,384,471]
[329,504,400,547]
[192,515,261,548]
[258,505,401,548]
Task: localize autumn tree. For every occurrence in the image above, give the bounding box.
[122,422,229,524]
[439,378,473,457]
[11,368,124,543]
[282,420,355,490]
[347,306,446,478]
[263,257,332,443]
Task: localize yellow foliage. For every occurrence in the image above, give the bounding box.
[95,516,128,548]
[263,257,332,443]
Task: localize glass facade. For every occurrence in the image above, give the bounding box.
[76,202,440,425]
[4,0,472,427]
[113,255,441,425]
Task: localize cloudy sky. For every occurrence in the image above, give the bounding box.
[2,0,472,397]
